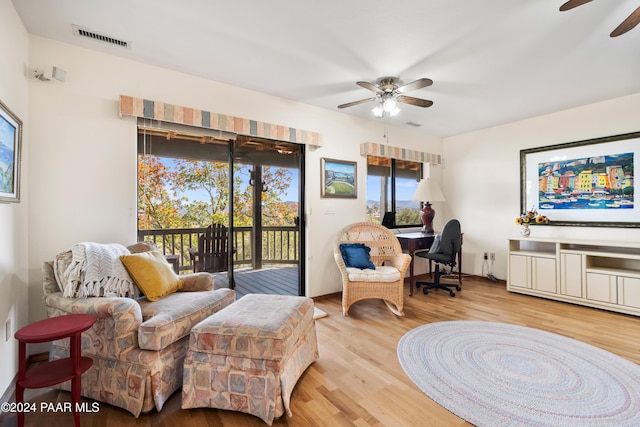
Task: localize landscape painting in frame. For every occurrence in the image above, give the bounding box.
[0,100,22,203]
[321,158,357,198]
[521,132,638,227]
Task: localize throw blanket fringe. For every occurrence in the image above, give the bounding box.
[62,242,140,298]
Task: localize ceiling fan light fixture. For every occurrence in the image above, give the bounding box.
[340,76,433,118]
[382,96,397,113]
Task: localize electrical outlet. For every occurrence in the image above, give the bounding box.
[490,252,496,261]
[484,252,488,260]
[5,319,10,342]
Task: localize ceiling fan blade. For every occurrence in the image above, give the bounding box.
[559,0,593,11]
[396,95,433,108]
[610,6,640,37]
[337,97,377,109]
[396,78,433,93]
[356,81,384,94]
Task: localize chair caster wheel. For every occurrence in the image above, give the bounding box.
[423,288,429,295]
[449,291,456,297]
[456,285,461,291]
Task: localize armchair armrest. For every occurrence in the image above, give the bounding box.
[43,292,142,358]
[179,272,214,292]
[334,252,348,272]
[388,253,412,275]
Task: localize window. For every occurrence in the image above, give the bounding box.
[366,156,422,228]
[137,126,232,231]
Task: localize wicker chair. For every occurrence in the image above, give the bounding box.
[334,222,412,316]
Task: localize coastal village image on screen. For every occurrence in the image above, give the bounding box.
[537,152,634,209]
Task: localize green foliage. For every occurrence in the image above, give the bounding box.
[261,166,296,226]
[327,182,355,196]
[395,208,421,226]
[137,155,182,229]
[0,162,12,192]
[137,155,296,230]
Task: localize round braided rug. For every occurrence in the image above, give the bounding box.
[397,321,640,427]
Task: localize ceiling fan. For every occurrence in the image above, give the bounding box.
[559,0,640,37]
[337,77,433,117]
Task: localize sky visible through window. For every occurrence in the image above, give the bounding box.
[366,175,418,202]
[159,158,299,203]
[155,157,420,205]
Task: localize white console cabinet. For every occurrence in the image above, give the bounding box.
[507,237,640,316]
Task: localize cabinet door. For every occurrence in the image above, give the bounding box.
[533,257,557,293]
[586,272,617,303]
[560,253,583,297]
[617,276,640,309]
[509,255,530,289]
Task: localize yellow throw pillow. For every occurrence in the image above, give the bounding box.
[120,250,184,301]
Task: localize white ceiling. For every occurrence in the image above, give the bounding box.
[12,0,640,137]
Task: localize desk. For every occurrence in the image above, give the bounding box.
[15,314,96,427]
[395,232,435,296]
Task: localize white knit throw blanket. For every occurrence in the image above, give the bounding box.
[62,242,140,298]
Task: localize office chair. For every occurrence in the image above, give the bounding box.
[415,219,462,297]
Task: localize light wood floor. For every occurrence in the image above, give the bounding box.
[3,276,640,427]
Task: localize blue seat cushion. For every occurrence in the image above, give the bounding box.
[339,243,376,270]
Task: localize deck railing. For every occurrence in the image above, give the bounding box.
[137,226,299,273]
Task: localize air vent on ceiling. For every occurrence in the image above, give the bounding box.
[72,25,130,49]
[405,121,422,127]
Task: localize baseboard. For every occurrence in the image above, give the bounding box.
[0,372,16,406]
[308,276,505,301]
[0,352,49,405]
[311,292,341,301]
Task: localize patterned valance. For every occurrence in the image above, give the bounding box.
[119,95,321,146]
[360,142,441,165]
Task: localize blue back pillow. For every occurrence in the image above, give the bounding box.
[339,243,376,270]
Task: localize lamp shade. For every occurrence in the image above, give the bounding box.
[411,178,446,202]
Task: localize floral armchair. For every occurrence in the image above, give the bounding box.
[42,243,235,417]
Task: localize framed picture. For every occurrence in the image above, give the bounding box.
[520,131,639,228]
[321,158,357,198]
[0,100,22,203]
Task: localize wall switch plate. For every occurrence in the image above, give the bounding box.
[323,204,336,214]
[5,319,11,342]
[490,253,496,261]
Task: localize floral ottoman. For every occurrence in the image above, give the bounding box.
[181,294,319,425]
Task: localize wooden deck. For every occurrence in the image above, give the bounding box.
[212,266,299,298]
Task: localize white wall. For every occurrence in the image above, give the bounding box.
[0,0,29,395]
[5,1,640,397]
[443,92,640,280]
[26,36,442,322]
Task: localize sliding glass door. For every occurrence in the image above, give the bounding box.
[136,122,304,297]
[230,137,304,296]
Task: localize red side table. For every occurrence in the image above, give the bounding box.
[14,314,96,427]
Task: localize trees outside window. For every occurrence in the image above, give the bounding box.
[366,156,422,228]
[137,155,296,230]
[137,129,303,280]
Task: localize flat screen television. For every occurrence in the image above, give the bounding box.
[381,212,394,228]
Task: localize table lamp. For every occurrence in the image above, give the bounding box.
[411,178,446,234]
